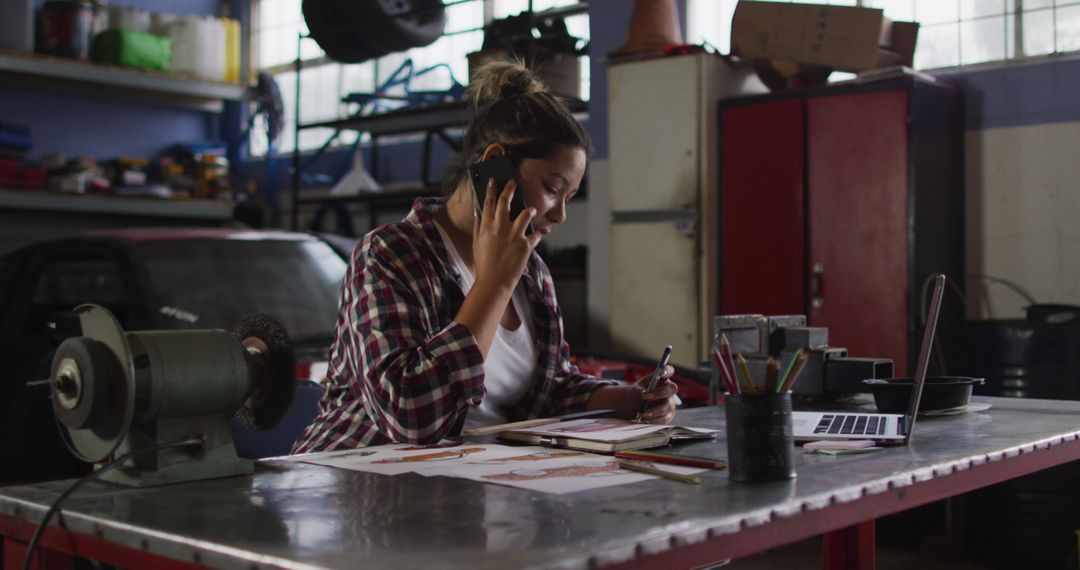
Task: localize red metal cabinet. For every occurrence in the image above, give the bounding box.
[720,98,805,317]
[806,90,910,374]
[718,78,964,376]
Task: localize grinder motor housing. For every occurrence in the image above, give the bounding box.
[48,304,295,486]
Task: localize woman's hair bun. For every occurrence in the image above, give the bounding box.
[467,59,547,109]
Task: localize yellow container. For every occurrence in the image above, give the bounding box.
[222,17,241,84]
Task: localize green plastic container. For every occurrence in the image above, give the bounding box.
[92,29,171,71]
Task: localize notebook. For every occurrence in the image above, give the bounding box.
[496,417,717,453]
[791,273,946,444]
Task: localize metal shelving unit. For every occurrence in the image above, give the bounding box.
[0,50,245,229]
[289,83,468,231]
[0,49,246,112]
[295,184,433,231]
[0,188,234,220]
[289,98,587,231]
[286,0,590,231]
[299,100,473,136]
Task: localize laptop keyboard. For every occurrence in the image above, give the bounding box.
[813,414,888,436]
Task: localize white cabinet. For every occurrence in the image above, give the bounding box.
[607,53,765,367]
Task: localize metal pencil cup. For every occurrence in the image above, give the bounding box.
[725,393,796,482]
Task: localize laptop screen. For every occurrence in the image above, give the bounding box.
[904,274,947,439]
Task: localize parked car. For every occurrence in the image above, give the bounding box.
[0,228,350,483]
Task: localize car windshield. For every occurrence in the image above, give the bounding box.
[134,238,346,341]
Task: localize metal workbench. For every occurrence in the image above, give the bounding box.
[3,396,1080,569]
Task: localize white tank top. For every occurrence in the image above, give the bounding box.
[434,222,539,429]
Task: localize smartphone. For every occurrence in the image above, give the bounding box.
[469,154,534,235]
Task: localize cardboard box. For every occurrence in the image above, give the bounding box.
[467,49,582,100]
[888,20,920,67]
[731,2,918,72]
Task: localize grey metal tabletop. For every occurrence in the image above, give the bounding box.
[3,396,1080,570]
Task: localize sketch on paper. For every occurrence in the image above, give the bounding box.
[468,450,587,464]
[449,454,706,494]
[285,442,706,493]
[291,441,528,476]
[373,448,485,463]
[483,460,622,481]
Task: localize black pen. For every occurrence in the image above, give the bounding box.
[635,345,672,423]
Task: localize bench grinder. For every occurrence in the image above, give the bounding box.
[48,304,296,486]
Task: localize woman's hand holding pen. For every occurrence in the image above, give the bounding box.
[586,366,678,424]
[635,366,678,424]
[473,179,541,291]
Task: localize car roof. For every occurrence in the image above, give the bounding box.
[83,228,322,243]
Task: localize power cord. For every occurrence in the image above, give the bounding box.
[915,273,1041,376]
[968,273,1038,319]
[21,438,204,570]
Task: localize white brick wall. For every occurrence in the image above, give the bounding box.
[965,121,1080,318]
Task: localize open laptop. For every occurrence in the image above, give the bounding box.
[791,274,947,444]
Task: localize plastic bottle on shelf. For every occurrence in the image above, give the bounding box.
[202,16,226,82]
[37,1,94,60]
[91,1,109,37]
[151,12,178,37]
[107,5,150,33]
[169,15,225,81]
[223,17,241,83]
[167,15,198,76]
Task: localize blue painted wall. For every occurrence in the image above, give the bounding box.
[584,0,634,161]
[933,55,1080,131]
[2,0,230,161]
[0,91,218,161]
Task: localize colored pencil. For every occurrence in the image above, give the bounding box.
[710,348,729,393]
[764,356,778,393]
[736,353,757,394]
[615,450,726,470]
[776,348,803,393]
[711,345,737,394]
[780,352,810,393]
[711,334,734,393]
[618,460,703,484]
[719,334,738,390]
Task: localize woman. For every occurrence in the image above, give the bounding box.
[293,61,678,453]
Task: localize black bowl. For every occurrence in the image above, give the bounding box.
[862,376,985,413]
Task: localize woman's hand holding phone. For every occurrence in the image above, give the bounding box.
[455,178,541,357]
[473,178,541,293]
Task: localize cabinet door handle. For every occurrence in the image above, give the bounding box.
[811,262,825,309]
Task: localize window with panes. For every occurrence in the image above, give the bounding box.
[249,0,589,156]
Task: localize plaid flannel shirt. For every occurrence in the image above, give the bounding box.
[292,197,614,453]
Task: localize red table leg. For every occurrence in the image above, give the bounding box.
[822,520,875,570]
